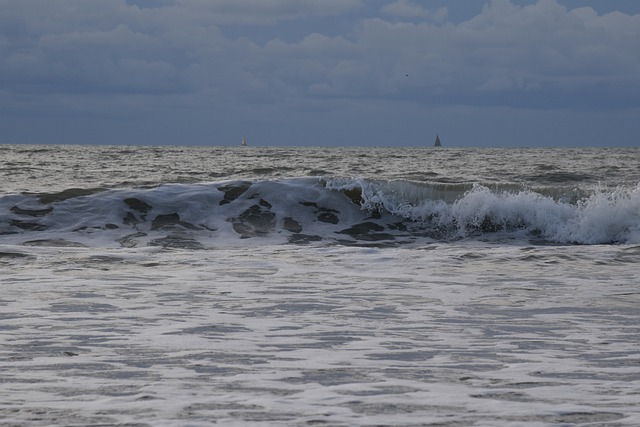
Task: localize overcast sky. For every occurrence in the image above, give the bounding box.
[1,0,639,147]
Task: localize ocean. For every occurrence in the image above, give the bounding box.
[1,144,639,426]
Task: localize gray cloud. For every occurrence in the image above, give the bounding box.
[0,0,638,146]
[3,1,638,110]
[283,0,640,109]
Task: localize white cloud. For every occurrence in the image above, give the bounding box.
[381,1,448,24]
[287,0,640,107]
[381,0,430,18]
[0,0,638,121]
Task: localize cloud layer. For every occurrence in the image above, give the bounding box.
[1,0,639,145]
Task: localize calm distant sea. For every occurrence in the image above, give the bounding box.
[1,145,639,426]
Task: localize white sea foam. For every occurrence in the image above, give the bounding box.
[2,177,640,247]
[2,146,640,426]
[327,178,640,244]
[1,243,639,426]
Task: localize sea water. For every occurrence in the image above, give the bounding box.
[1,145,639,426]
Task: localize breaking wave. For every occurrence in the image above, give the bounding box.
[1,177,639,248]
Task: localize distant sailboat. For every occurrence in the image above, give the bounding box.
[241,135,247,146]
[434,134,442,147]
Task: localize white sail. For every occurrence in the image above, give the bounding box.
[241,136,247,146]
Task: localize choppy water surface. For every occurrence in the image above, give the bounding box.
[1,145,640,426]
[1,145,638,192]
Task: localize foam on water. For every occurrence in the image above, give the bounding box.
[1,243,639,426]
[2,146,640,426]
[328,178,640,244]
[2,177,638,248]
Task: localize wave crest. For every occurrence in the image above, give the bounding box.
[326,178,640,244]
[1,178,639,248]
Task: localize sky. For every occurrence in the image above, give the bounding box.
[1,0,639,147]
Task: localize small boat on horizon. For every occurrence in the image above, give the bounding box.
[434,134,442,147]
[241,136,247,146]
